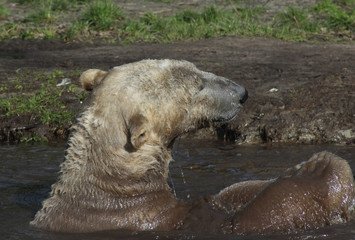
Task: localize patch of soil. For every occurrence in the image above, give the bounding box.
[0,37,354,144]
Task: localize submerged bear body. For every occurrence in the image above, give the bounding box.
[31,59,355,234]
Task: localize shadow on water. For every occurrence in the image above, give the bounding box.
[0,140,354,240]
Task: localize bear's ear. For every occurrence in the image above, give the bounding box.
[126,113,150,151]
[79,69,108,91]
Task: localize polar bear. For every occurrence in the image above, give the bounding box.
[31,59,354,234]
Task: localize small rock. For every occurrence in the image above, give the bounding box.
[338,129,354,139]
[56,78,71,87]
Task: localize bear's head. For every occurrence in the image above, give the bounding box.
[71,59,247,194]
[80,60,247,149]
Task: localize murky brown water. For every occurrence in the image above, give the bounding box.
[1,140,354,240]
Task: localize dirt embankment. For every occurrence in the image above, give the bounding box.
[0,37,354,144]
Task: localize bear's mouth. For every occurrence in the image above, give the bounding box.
[167,103,243,149]
[211,106,242,124]
[168,138,177,149]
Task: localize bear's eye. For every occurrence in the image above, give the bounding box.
[198,85,204,91]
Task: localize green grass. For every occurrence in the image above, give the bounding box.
[0,71,83,127]
[0,69,86,142]
[16,0,93,5]
[15,0,36,4]
[143,0,175,2]
[122,5,266,43]
[64,20,90,39]
[313,0,355,31]
[81,0,124,30]
[271,7,320,41]
[271,0,355,40]
[275,7,318,32]
[25,6,57,24]
[0,4,9,19]
[0,0,354,42]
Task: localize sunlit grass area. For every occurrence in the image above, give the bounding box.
[0,70,86,142]
[0,0,354,43]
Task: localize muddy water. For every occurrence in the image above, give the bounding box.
[1,140,354,240]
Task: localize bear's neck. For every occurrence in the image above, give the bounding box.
[56,123,173,202]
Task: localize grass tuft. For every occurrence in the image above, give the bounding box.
[25,6,57,24]
[123,5,265,43]
[274,7,319,33]
[81,0,124,30]
[0,0,354,42]
[313,0,355,31]
[0,4,9,19]
[0,71,83,127]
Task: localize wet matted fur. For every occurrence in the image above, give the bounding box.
[31,59,355,234]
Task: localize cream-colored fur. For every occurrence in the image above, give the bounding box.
[79,69,107,90]
[31,59,354,234]
[31,59,247,232]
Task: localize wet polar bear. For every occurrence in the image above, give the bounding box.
[31,59,355,234]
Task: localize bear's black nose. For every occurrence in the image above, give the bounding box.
[240,89,248,104]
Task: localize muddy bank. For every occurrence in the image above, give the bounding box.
[0,37,354,144]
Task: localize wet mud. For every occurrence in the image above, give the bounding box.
[0,37,354,144]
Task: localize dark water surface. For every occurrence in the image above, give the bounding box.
[1,140,354,240]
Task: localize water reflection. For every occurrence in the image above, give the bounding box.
[0,140,354,240]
